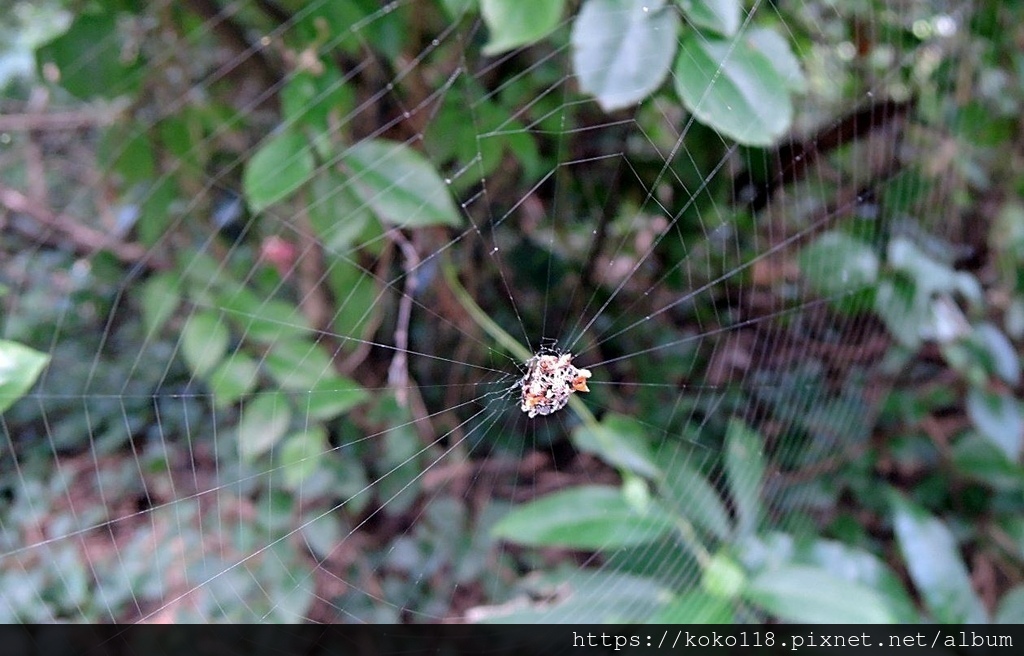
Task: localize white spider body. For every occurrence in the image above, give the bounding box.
[519,352,591,418]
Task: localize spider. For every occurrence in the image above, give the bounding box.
[519,351,592,418]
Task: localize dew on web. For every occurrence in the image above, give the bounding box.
[0,0,1004,627]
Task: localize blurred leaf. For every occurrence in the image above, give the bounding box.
[140,273,181,336]
[996,585,1024,624]
[208,355,260,408]
[573,413,661,479]
[474,570,673,623]
[745,27,806,92]
[303,376,369,421]
[966,388,1022,461]
[328,261,379,342]
[237,392,292,462]
[300,513,343,560]
[342,138,462,227]
[890,493,988,623]
[0,340,49,414]
[36,12,140,99]
[745,565,896,623]
[492,485,676,548]
[281,67,354,134]
[975,322,1020,386]
[480,0,564,55]
[242,130,315,212]
[657,446,732,540]
[951,433,1023,490]
[701,551,745,598]
[799,231,878,296]
[571,0,679,112]
[281,427,328,489]
[264,339,335,390]
[677,0,740,36]
[673,34,792,145]
[181,311,229,378]
[648,592,734,623]
[222,293,311,344]
[725,418,763,537]
[309,172,373,253]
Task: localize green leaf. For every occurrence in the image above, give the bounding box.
[237,392,292,462]
[745,27,807,93]
[967,388,1022,462]
[975,322,1020,386]
[480,0,564,55]
[208,355,260,408]
[745,565,897,623]
[281,427,329,489]
[309,172,373,253]
[890,493,988,623]
[724,418,763,537]
[677,0,740,36]
[492,485,676,548]
[242,130,315,212]
[342,138,461,228]
[36,13,141,100]
[140,273,181,336]
[800,231,879,297]
[701,551,745,598]
[300,512,343,560]
[263,339,336,390]
[0,340,49,414]
[303,376,369,421]
[657,446,732,540]
[951,433,1023,490]
[222,293,312,344]
[181,311,230,378]
[571,0,679,112]
[573,414,661,478]
[673,34,792,146]
[649,592,734,623]
[996,585,1024,624]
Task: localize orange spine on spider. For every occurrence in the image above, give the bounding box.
[519,351,592,418]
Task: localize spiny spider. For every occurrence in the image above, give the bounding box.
[519,351,592,418]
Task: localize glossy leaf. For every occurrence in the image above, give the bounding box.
[674,34,792,145]
[800,231,878,296]
[745,565,896,623]
[677,0,740,36]
[181,311,229,378]
[481,0,565,55]
[492,485,676,548]
[342,138,461,227]
[242,130,315,212]
[0,341,49,414]
[966,388,1022,462]
[573,413,661,478]
[724,418,763,537]
[571,0,679,112]
[891,494,988,623]
[237,392,292,462]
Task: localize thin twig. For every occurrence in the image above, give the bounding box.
[387,230,420,407]
[0,102,128,132]
[0,184,165,268]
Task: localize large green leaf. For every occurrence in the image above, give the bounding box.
[140,272,181,336]
[342,138,461,228]
[237,392,292,462]
[242,130,316,212]
[745,565,897,623]
[280,427,329,489]
[724,418,763,537]
[676,0,740,36]
[208,355,260,408]
[481,0,565,55]
[745,27,807,92]
[658,446,732,540]
[181,311,229,378]
[492,485,676,548]
[263,339,336,390]
[36,12,141,100]
[303,376,368,421]
[673,34,792,145]
[799,231,879,297]
[890,494,988,623]
[573,414,661,479]
[0,341,49,414]
[571,0,679,112]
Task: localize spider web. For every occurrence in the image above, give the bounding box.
[0,0,979,623]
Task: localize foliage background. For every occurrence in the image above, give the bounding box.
[1,0,1023,623]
